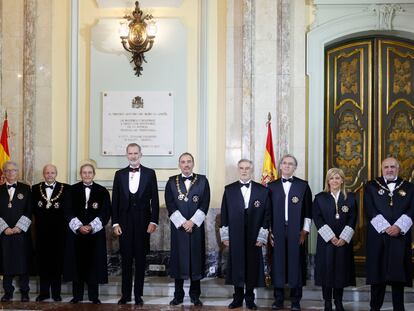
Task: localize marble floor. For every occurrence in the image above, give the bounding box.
[0,296,409,310]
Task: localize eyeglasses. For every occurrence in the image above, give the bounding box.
[3,169,17,173]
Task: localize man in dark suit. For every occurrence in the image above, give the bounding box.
[165,152,210,307]
[0,161,32,302]
[112,143,159,305]
[220,159,270,310]
[365,157,414,311]
[268,154,312,311]
[32,164,70,302]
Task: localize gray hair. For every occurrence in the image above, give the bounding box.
[2,160,18,171]
[279,154,298,167]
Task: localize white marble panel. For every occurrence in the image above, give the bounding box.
[255,0,277,41]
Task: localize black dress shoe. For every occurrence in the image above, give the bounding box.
[118,297,131,304]
[1,294,12,302]
[272,301,283,310]
[169,297,183,306]
[334,300,345,311]
[52,296,62,302]
[324,300,333,311]
[135,297,144,306]
[291,302,301,311]
[191,298,203,306]
[228,299,243,309]
[36,294,50,302]
[92,299,101,304]
[70,298,81,304]
[246,301,258,310]
[21,293,30,302]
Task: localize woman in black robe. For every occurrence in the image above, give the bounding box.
[313,168,357,311]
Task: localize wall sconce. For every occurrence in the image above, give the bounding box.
[120,1,157,76]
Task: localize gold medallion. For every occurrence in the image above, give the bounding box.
[7,202,12,208]
[398,189,407,197]
[46,201,52,209]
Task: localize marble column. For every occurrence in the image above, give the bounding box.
[23,0,36,184]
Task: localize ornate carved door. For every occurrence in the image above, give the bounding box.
[325,36,414,269]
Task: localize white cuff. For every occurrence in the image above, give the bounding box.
[318,224,336,242]
[69,217,83,234]
[257,227,269,245]
[170,210,186,229]
[394,214,413,235]
[220,226,229,242]
[150,222,158,227]
[112,223,119,228]
[89,217,103,234]
[339,225,354,243]
[16,216,31,232]
[0,217,9,234]
[371,214,391,233]
[190,209,206,227]
[302,217,311,232]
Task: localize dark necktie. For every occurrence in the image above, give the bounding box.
[282,177,293,183]
[386,180,396,185]
[84,184,92,189]
[7,184,16,189]
[240,182,250,188]
[45,184,54,189]
[183,176,193,181]
[129,166,140,173]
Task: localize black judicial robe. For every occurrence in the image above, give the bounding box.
[165,174,210,280]
[63,182,110,284]
[220,181,270,288]
[111,165,159,256]
[365,177,414,286]
[313,192,356,288]
[0,182,32,275]
[268,177,312,288]
[32,182,70,278]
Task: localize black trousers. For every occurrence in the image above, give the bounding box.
[274,287,302,304]
[39,276,61,298]
[322,286,343,302]
[72,280,98,301]
[234,286,255,303]
[174,279,201,300]
[2,274,29,296]
[274,228,302,305]
[370,283,405,311]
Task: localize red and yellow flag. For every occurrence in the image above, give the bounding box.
[260,113,278,185]
[0,113,10,170]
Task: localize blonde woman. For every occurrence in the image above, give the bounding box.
[313,168,357,311]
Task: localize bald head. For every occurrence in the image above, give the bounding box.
[381,157,399,181]
[43,164,58,184]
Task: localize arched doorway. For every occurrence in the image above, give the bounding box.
[324,36,414,271]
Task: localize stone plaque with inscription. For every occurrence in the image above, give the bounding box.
[102,91,174,155]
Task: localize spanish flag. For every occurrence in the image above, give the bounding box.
[0,113,10,170]
[260,113,278,185]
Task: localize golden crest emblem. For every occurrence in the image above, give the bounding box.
[17,193,24,200]
[254,200,261,208]
[92,202,98,209]
[341,205,349,213]
[398,189,407,197]
[291,196,299,204]
[192,195,199,203]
